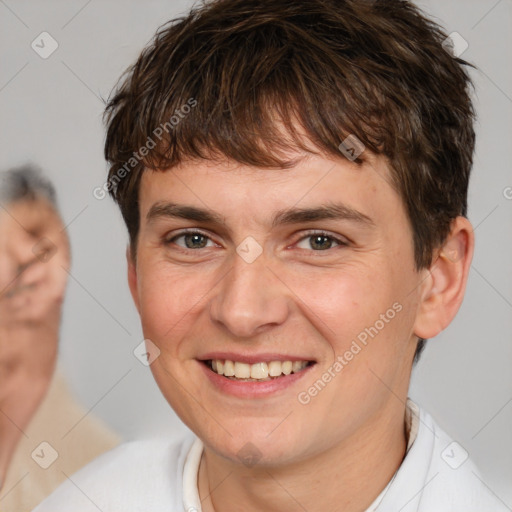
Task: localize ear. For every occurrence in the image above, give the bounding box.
[413,216,474,339]
[126,245,140,314]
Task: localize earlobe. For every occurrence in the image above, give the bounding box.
[126,245,140,314]
[413,217,474,340]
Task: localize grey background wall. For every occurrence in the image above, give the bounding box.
[1,0,511,504]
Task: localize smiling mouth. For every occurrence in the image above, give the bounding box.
[203,359,315,382]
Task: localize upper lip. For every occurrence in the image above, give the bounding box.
[198,352,317,364]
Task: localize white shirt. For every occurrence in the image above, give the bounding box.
[33,400,508,512]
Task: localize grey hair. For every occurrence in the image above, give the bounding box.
[0,164,58,208]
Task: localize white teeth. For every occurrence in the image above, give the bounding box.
[268,360,282,377]
[223,359,235,377]
[292,361,305,372]
[234,361,251,379]
[282,361,292,375]
[251,362,268,379]
[209,359,310,380]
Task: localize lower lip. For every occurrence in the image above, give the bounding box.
[198,361,315,398]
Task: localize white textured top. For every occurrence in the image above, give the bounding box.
[33,399,508,512]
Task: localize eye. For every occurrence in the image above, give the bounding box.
[164,230,217,250]
[163,229,348,253]
[295,231,348,251]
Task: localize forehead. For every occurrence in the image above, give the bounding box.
[0,199,60,231]
[138,152,404,230]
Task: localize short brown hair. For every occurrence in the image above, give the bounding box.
[104,0,476,361]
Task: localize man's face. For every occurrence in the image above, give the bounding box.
[129,152,424,466]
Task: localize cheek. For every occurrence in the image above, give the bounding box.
[288,263,393,348]
[292,260,415,398]
[137,264,210,349]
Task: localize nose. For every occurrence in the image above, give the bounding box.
[208,249,289,339]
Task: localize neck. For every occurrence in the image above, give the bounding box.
[198,397,408,512]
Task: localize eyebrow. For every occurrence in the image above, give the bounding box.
[146,201,375,229]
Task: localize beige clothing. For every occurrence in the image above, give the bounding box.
[0,371,120,512]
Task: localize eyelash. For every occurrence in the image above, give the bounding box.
[163,229,348,253]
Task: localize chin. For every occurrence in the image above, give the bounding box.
[197,417,311,467]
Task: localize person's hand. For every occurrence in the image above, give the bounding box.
[0,200,70,328]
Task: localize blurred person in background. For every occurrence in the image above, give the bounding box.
[0,165,119,512]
